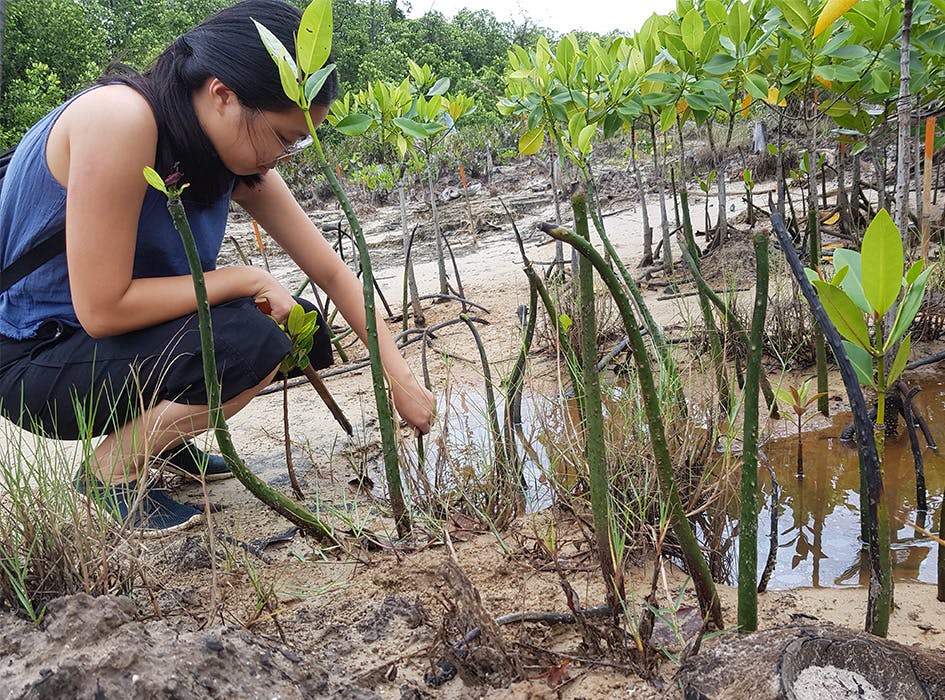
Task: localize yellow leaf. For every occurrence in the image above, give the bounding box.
[518,128,545,156]
[741,93,752,119]
[814,75,832,90]
[822,211,840,226]
[764,87,787,107]
[814,0,859,37]
[675,97,688,115]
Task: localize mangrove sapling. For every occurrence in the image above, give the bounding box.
[895,384,929,517]
[543,224,723,629]
[940,497,945,602]
[277,303,324,500]
[770,207,893,636]
[255,1,412,538]
[143,167,339,545]
[757,454,781,594]
[502,274,537,482]
[737,226,768,634]
[573,190,625,615]
[773,379,827,478]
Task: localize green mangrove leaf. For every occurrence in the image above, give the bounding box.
[393,117,429,140]
[906,259,925,286]
[558,312,573,333]
[832,264,849,287]
[518,127,544,155]
[296,0,333,75]
[886,334,911,386]
[842,340,874,386]
[577,123,596,155]
[813,279,872,349]
[704,54,737,75]
[804,267,820,284]
[660,104,677,132]
[887,267,930,350]
[286,303,304,335]
[729,0,750,46]
[861,208,903,315]
[427,77,450,96]
[832,248,869,313]
[253,20,301,104]
[304,64,336,103]
[682,8,704,55]
[744,73,769,101]
[333,113,373,136]
[143,167,168,195]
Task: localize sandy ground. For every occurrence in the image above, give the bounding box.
[2,159,944,697]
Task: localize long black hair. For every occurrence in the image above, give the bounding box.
[100,0,337,205]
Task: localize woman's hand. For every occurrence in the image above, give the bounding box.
[250,268,296,324]
[389,373,437,436]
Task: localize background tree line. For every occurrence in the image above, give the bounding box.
[0,0,550,148]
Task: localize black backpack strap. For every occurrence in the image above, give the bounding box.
[1,142,69,294]
[0,145,15,181]
[0,225,67,294]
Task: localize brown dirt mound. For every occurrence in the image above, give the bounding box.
[0,593,379,699]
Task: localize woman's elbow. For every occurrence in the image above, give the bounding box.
[74,306,123,338]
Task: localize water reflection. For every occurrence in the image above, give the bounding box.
[412,377,943,590]
[734,380,945,589]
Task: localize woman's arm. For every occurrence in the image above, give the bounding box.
[51,86,288,337]
[232,170,436,434]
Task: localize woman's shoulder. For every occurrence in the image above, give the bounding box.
[47,84,159,185]
[61,84,157,138]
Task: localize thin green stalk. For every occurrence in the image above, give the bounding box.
[308,126,410,539]
[573,163,685,417]
[808,153,829,417]
[573,192,623,611]
[459,314,509,478]
[680,191,729,413]
[870,317,893,635]
[529,266,583,417]
[165,192,337,544]
[544,224,723,628]
[676,218,779,418]
[737,229,768,633]
[503,276,537,486]
[770,211,890,637]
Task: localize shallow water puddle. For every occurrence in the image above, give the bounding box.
[723,378,945,590]
[428,378,944,590]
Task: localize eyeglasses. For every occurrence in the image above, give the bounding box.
[256,108,313,161]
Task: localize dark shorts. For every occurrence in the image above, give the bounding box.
[0,296,332,440]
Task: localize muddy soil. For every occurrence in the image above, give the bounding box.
[2,157,944,699]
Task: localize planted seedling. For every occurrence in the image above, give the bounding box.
[774,379,828,477]
[277,303,322,499]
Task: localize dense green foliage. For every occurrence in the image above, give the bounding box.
[0,0,545,147]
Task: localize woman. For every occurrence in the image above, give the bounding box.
[0,0,435,533]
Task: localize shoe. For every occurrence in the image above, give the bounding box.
[74,470,204,536]
[160,441,232,481]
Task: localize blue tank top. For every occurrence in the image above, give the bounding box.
[0,90,233,339]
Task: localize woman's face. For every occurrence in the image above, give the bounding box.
[197,79,328,176]
[230,105,328,176]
